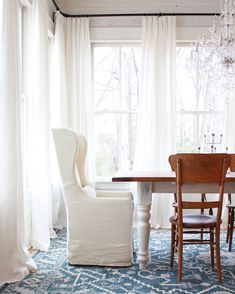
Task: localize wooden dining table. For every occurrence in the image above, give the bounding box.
[112,171,235,270]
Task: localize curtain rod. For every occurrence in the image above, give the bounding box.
[59,12,220,18]
[51,2,220,18]
[52,0,60,11]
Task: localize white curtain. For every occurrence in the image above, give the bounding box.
[222,93,235,220]
[24,0,54,251]
[0,0,36,286]
[134,16,176,228]
[51,13,93,182]
[49,13,93,227]
[225,98,235,153]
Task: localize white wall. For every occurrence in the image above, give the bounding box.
[89,17,213,42]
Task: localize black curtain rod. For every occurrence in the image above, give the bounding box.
[52,0,60,11]
[52,0,220,18]
[59,12,220,18]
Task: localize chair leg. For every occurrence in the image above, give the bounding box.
[200,228,204,242]
[175,227,178,253]
[178,228,183,282]
[226,208,231,244]
[210,228,214,269]
[215,226,222,283]
[170,224,175,268]
[200,194,205,242]
[228,209,234,252]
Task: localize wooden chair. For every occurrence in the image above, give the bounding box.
[168,155,213,245]
[169,153,230,283]
[226,154,235,251]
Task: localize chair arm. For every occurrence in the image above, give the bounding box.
[96,190,133,200]
[68,196,133,219]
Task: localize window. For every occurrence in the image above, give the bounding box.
[93,44,141,178]
[176,46,226,153]
[93,44,226,179]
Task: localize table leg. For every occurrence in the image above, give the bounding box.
[136,182,152,270]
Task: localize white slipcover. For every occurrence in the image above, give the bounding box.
[52,128,133,266]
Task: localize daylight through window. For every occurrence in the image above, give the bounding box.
[93,45,226,178]
[93,45,141,178]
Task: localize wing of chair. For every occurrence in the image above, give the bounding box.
[75,133,133,200]
[52,128,134,267]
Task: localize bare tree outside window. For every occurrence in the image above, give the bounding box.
[176,46,226,153]
[93,45,226,179]
[93,45,141,177]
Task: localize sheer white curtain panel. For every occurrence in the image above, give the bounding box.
[225,98,235,153]
[134,16,176,228]
[0,0,36,286]
[24,0,54,251]
[223,95,235,216]
[49,13,94,227]
[51,13,94,183]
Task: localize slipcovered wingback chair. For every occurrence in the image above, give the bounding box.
[52,128,133,266]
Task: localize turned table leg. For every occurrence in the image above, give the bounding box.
[136,182,152,270]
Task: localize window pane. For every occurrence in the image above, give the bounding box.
[176,47,197,111]
[120,47,140,111]
[176,46,226,152]
[176,47,226,112]
[94,113,137,177]
[93,46,140,111]
[93,44,140,177]
[177,114,198,152]
[94,47,120,111]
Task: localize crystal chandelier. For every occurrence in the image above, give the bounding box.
[189,0,235,103]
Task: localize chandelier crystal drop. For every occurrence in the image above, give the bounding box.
[189,0,235,103]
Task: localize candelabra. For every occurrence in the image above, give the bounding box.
[204,133,223,153]
[198,133,224,153]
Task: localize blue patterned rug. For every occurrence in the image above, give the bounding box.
[1,229,235,293]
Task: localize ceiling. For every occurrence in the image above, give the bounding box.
[54,0,220,15]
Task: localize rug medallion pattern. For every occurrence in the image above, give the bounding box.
[1,230,235,293]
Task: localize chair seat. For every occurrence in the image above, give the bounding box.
[226,204,235,209]
[170,213,218,228]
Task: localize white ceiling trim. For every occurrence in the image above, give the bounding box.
[55,0,220,15]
